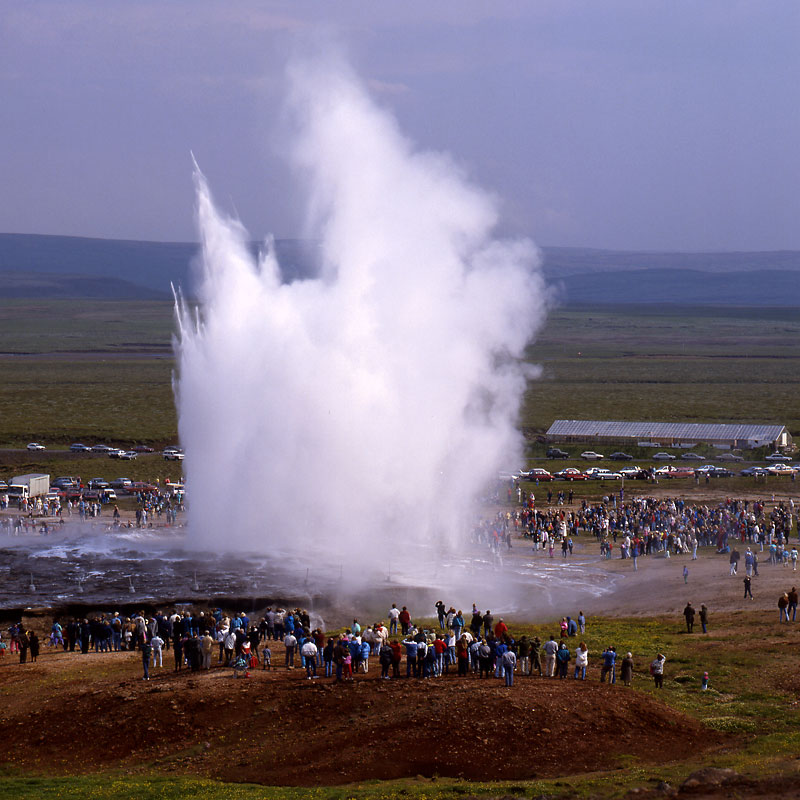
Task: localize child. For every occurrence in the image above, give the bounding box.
[232,644,250,678]
[261,642,272,671]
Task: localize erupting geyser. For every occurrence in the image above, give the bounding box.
[174,57,546,582]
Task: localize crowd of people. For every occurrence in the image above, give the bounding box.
[475,492,797,567]
[2,602,677,691]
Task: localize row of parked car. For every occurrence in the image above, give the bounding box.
[545,447,792,463]
[24,442,185,461]
[514,461,798,482]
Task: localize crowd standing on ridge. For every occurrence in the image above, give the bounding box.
[0,602,695,692]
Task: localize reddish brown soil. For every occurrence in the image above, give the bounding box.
[0,647,724,787]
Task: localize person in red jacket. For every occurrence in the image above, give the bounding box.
[494,618,508,640]
[389,640,403,678]
[398,607,411,636]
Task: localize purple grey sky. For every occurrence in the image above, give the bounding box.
[1,1,798,250]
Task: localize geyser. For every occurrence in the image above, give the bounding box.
[175,57,546,583]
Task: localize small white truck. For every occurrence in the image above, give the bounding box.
[7,473,51,500]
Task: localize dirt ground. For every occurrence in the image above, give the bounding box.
[0,642,724,787]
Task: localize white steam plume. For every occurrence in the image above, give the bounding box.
[175,56,545,582]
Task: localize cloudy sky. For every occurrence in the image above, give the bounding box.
[1,1,798,250]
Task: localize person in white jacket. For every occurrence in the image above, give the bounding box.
[150,634,164,668]
[573,642,588,680]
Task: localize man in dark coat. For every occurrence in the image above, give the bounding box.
[683,602,695,633]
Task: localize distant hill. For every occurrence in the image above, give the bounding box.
[552,268,800,307]
[540,246,800,277]
[0,270,169,300]
[1,233,798,306]
[0,233,318,296]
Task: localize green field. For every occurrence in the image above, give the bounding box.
[0,300,798,450]
[522,304,800,438]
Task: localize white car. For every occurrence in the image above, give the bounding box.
[585,468,622,480]
[26,442,46,451]
[580,451,604,460]
[164,450,185,461]
[652,452,676,460]
[765,453,791,462]
[654,465,679,477]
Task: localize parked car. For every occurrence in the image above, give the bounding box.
[91,444,114,453]
[107,449,127,459]
[580,451,604,460]
[546,448,569,459]
[521,468,553,481]
[52,476,78,489]
[717,452,744,462]
[741,466,770,477]
[619,466,648,479]
[131,445,155,453]
[767,463,796,475]
[554,468,587,481]
[608,452,633,460]
[110,478,133,489]
[708,467,735,477]
[680,452,705,461]
[654,466,678,478]
[765,453,791,462]
[652,452,676,460]
[164,450,185,461]
[87,478,110,489]
[0,481,8,491]
[117,451,138,461]
[69,443,90,452]
[26,442,46,451]
[585,468,622,480]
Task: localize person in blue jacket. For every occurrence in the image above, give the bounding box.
[600,646,617,683]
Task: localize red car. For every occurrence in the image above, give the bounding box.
[554,468,587,481]
[522,468,554,481]
[132,445,155,453]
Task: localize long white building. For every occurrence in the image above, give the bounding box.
[545,420,791,450]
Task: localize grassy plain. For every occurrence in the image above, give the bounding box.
[522,304,800,439]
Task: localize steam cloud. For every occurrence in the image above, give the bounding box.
[175,57,546,581]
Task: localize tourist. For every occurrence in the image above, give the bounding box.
[651,653,666,688]
[574,642,588,680]
[620,652,634,686]
[683,603,695,633]
[556,641,570,679]
[778,593,789,623]
[600,646,616,684]
[140,638,152,680]
[500,646,517,687]
[150,633,165,668]
[543,636,558,677]
[699,604,709,634]
[301,638,318,679]
[284,630,297,669]
[28,632,39,663]
[787,588,798,622]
